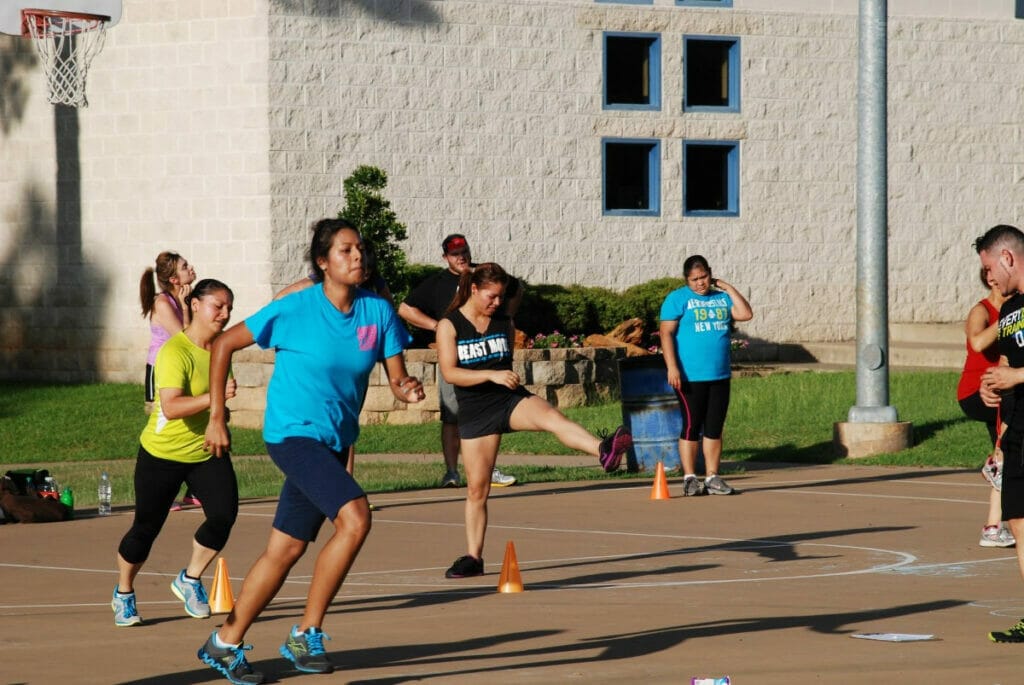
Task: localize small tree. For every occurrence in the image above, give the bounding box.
[340,165,409,298]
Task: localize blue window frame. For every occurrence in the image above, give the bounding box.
[603,32,661,111]
[603,138,661,217]
[683,140,739,217]
[683,35,740,112]
[677,0,732,7]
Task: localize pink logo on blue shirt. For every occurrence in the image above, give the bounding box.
[358,325,378,351]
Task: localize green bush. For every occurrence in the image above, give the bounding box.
[399,266,685,343]
[340,166,410,299]
[622,277,685,332]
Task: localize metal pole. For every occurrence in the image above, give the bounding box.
[849,0,897,423]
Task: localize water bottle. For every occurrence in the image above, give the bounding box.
[60,487,75,519]
[98,472,112,516]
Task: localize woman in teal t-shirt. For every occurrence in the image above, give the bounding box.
[197,219,425,683]
[659,255,753,497]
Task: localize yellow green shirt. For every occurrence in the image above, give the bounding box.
[140,331,229,463]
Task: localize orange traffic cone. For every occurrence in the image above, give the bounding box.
[650,461,671,500]
[497,540,524,593]
[209,557,235,614]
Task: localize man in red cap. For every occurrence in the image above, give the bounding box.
[399,234,521,488]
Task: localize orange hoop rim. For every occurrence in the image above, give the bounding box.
[21,8,111,37]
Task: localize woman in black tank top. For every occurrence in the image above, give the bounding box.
[434,263,633,579]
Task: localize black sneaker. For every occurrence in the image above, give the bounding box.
[445,555,484,578]
[197,632,264,685]
[280,625,334,674]
[990,619,1024,643]
[598,425,632,472]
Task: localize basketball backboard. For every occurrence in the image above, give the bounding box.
[0,0,121,36]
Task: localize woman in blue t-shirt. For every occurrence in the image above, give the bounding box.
[659,254,753,497]
[196,219,425,684]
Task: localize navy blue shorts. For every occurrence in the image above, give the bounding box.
[267,437,365,542]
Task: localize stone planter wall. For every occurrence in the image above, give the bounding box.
[229,346,631,430]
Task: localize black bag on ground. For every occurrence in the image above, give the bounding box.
[5,469,49,496]
[0,474,70,523]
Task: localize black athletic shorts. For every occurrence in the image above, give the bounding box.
[457,387,532,439]
[1001,428,1024,520]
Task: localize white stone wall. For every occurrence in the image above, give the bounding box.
[0,0,273,381]
[265,0,1024,349]
[3,0,1024,381]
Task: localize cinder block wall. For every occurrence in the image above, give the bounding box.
[265,0,1024,350]
[0,0,274,382]
[3,0,1023,382]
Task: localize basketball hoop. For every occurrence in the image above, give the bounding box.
[21,8,109,107]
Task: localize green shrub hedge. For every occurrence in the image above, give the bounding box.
[403,265,684,340]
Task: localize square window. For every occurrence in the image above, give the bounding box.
[604,32,661,111]
[603,138,661,217]
[683,140,739,216]
[683,35,740,112]
[677,0,733,7]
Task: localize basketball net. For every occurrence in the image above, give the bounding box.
[22,10,108,108]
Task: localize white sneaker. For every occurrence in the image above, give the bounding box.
[980,525,1016,548]
[491,467,517,487]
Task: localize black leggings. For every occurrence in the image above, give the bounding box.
[959,392,999,447]
[118,445,239,565]
[678,379,731,441]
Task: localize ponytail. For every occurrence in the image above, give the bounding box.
[139,251,182,318]
[139,267,156,317]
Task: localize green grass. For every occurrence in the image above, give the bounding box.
[0,370,986,507]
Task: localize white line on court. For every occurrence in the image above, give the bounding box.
[1,475,1005,609]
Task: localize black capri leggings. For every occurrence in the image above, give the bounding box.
[118,445,239,565]
[959,391,999,447]
[678,378,731,441]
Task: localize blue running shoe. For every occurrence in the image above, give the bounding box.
[111,588,142,627]
[171,569,211,618]
[280,625,334,673]
[198,632,264,684]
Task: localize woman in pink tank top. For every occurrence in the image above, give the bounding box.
[140,251,198,509]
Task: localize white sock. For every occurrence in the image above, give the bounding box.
[212,631,239,649]
[683,474,696,480]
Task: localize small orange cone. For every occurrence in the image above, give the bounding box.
[497,541,524,593]
[209,557,235,614]
[650,461,671,500]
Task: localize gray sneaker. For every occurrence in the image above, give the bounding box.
[980,525,1016,548]
[704,475,734,495]
[491,467,517,487]
[441,470,460,488]
[197,632,264,684]
[111,588,142,627]
[280,625,334,674]
[682,477,705,497]
[171,569,211,618]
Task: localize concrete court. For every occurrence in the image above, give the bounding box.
[2,462,1023,684]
